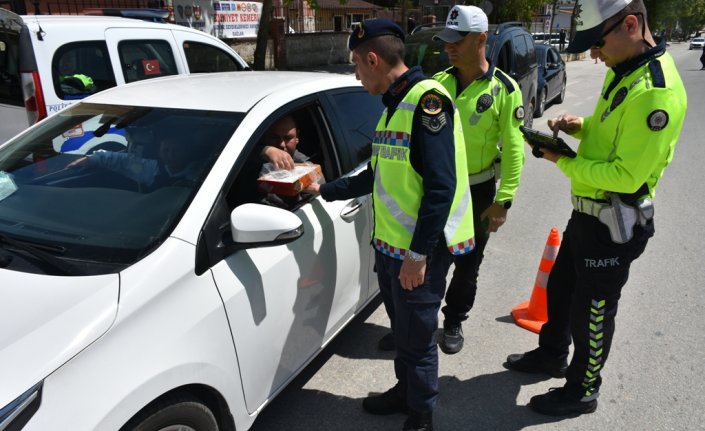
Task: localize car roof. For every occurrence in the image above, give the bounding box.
[19,13,201,33]
[85,71,361,112]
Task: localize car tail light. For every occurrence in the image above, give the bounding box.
[20,71,47,125]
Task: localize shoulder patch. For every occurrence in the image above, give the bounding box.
[514,106,525,120]
[648,60,666,88]
[421,112,448,134]
[494,69,516,94]
[420,93,443,115]
[647,110,669,131]
[476,94,494,113]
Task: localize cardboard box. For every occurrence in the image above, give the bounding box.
[257,163,322,197]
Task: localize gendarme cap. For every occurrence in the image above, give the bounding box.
[348,19,405,51]
[566,0,634,53]
[433,5,488,43]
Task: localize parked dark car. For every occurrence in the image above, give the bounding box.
[534,43,566,117]
[405,21,538,127]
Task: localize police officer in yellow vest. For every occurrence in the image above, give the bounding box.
[506,0,687,416]
[305,19,474,431]
[431,5,525,355]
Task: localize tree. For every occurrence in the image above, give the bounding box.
[465,0,552,24]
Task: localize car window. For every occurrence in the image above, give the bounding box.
[323,89,383,173]
[513,34,530,75]
[226,103,332,211]
[495,40,513,73]
[52,42,117,101]
[0,103,241,273]
[118,40,179,83]
[524,34,536,66]
[183,41,244,73]
[0,26,22,107]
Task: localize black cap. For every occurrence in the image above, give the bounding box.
[348,19,405,51]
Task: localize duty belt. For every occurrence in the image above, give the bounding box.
[571,196,607,217]
[468,165,496,186]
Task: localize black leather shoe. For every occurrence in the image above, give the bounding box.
[403,410,433,431]
[529,387,598,416]
[438,321,463,355]
[505,348,567,378]
[378,332,395,351]
[362,384,407,415]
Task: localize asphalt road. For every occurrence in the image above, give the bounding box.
[252,42,705,431]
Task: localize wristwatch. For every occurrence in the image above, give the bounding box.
[406,250,427,262]
[496,200,512,210]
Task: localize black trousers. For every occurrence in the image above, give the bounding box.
[375,241,452,413]
[442,178,496,324]
[538,211,653,400]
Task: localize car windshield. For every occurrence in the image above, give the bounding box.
[0,103,242,274]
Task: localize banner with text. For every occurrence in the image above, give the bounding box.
[173,0,261,38]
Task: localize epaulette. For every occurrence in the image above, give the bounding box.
[648,60,666,88]
[493,69,515,94]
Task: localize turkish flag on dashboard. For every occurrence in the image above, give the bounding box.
[142,59,161,76]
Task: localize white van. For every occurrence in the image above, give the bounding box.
[0,9,249,146]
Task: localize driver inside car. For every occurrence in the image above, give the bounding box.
[67,131,200,188]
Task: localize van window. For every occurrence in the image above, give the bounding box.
[118,40,178,83]
[0,28,22,107]
[513,34,530,75]
[183,41,244,73]
[52,42,117,101]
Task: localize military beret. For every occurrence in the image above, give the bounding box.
[348,19,405,51]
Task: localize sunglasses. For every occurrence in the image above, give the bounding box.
[592,16,627,49]
[592,13,643,49]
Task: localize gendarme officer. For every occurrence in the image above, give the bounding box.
[306,18,475,431]
[505,0,687,417]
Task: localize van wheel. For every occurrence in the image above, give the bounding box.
[121,396,219,431]
[535,88,547,118]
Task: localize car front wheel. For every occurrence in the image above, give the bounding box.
[121,396,219,431]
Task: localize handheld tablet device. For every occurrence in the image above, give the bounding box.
[519,125,577,158]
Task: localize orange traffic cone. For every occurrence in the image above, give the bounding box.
[511,227,561,334]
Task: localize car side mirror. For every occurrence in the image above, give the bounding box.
[230,203,303,248]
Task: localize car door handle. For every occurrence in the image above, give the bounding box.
[340,198,365,222]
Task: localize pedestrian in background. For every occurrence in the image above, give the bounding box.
[306,18,475,431]
[506,0,687,417]
[700,43,705,70]
[559,29,567,51]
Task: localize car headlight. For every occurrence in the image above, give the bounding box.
[0,382,42,431]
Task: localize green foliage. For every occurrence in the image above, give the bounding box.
[464,0,552,23]
[644,0,705,35]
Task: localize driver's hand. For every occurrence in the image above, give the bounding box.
[263,146,295,170]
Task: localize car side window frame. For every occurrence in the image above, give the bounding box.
[51,41,117,101]
[118,39,179,83]
[196,95,343,273]
[182,40,245,73]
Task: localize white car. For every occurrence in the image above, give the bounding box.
[0,72,383,431]
[690,37,705,49]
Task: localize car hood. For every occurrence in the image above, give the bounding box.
[0,269,119,407]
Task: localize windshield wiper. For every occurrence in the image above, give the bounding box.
[0,233,79,276]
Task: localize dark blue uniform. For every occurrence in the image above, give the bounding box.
[320,66,457,414]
